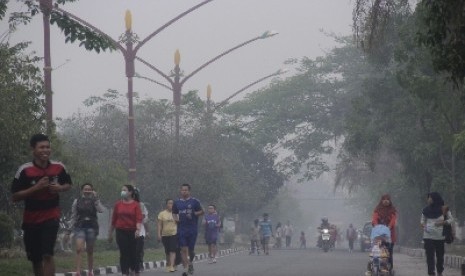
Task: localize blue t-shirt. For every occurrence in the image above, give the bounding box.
[173,197,202,230]
[259,220,273,237]
[204,213,220,236]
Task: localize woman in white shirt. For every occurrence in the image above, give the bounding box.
[421,192,453,276]
[134,189,149,272]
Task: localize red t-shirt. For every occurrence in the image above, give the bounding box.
[11,160,72,224]
[111,200,142,230]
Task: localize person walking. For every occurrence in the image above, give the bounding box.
[133,188,149,272]
[204,204,221,263]
[421,192,454,276]
[299,231,306,249]
[274,222,283,249]
[372,194,397,269]
[259,213,273,255]
[11,133,72,276]
[108,185,143,276]
[249,219,260,254]
[283,221,294,248]
[68,183,104,276]
[172,183,204,276]
[346,223,357,253]
[157,199,178,273]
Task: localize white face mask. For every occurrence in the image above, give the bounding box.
[121,190,128,199]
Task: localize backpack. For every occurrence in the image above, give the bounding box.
[75,196,98,231]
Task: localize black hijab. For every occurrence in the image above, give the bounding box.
[422,192,444,219]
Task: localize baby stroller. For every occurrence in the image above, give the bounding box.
[365,225,394,276]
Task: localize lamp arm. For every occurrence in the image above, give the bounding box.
[134,0,214,52]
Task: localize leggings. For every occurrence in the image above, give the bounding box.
[424,239,445,275]
[116,229,139,274]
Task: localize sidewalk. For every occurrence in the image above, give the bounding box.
[397,247,463,276]
[55,248,241,276]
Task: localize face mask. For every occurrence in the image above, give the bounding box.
[121,191,128,199]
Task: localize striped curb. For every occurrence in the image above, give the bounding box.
[55,248,242,276]
[399,247,465,270]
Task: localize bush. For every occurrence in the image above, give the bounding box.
[0,213,14,248]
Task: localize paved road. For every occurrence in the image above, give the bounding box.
[140,248,462,276]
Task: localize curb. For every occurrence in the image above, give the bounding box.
[399,246,465,270]
[55,248,242,276]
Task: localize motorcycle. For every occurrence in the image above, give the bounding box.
[320,228,331,252]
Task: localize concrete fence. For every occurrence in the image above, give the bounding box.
[399,246,465,274]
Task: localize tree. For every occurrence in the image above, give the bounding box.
[58,90,285,215]
[0,41,45,226]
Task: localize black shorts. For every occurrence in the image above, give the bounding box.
[162,235,178,254]
[22,219,59,262]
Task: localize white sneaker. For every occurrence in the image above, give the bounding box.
[213,258,217,263]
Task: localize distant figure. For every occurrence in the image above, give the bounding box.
[204,204,221,263]
[249,219,260,255]
[259,213,273,255]
[299,231,306,249]
[69,183,104,276]
[283,221,294,248]
[346,223,357,253]
[274,222,283,249]
[11,133,72,276]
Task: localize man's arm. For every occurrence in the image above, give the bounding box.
[12,176,49,202]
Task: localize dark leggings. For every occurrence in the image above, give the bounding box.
[116,229,139,274]
[386,243,394,268]
[136,236,145,270]
[424,239,445,275]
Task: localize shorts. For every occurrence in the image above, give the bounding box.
[205,233,218,245]
[261,236,270,245]
[22,219,59,262]
[178,230,197,250]
[162,235,178,254]
[74,227,97,244]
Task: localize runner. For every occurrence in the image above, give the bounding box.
[172,183,204,276]
[204,204,221,263]
[11,133,72,276]
[259,213,273,255]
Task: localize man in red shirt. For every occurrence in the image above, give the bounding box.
[11,133,72,276]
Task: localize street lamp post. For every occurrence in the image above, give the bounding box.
[52,0,214,185]
[39,0,53,134]
[211,68,289,111]
[136,30,278,144]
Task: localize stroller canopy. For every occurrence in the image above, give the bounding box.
[370,224,391,243]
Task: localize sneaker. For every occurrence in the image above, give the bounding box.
[213,258,217,263]
[188,263,194,274]
[165,266,171,272]
[208,258,213,264]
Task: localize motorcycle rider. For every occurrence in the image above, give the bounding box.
[317,217,331,248]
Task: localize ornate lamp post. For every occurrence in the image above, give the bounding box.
[52,0,214,185]
[136,30,278,144]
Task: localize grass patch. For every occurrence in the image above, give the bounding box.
[0,242,229,276]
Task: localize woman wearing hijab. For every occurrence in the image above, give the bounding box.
[421,192,453,276]
[372,194,397,269]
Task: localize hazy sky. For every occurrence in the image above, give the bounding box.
[2,0,353,118]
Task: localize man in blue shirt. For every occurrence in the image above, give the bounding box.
[259,213,273,255]
[173,183,204,275]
